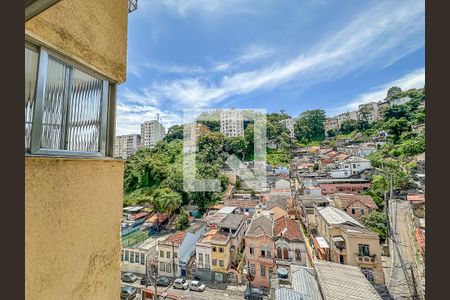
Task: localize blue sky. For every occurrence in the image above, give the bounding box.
[116,0,425,135]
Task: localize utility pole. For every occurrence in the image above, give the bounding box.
[172,241,176,278]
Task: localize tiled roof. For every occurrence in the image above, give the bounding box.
[331,193,378,209]
[210,232,230,244]
[162,231,186,246]
[270,206,289,220]
[246,215,274,237]
[407,194,425,202]
[314,260,382,300]
[274,216,303,240]
[267,194,290,210]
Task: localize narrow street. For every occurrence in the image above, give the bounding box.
[386,199,424,300]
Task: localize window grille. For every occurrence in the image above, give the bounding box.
[25,43,113,157]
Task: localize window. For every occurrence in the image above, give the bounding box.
[339,255,345,264]
[358,244,370,256]
[198,253,203,267]
[212,247,217,252]
[166,251,171,259]
[140,253,145,265]
[212,259,217,266]
[283,248,289,259]
[130,252,135,263]
[219,260,224,267]
[260,265,266,277]
[351,208,356,214]
[219,247,224,253]
[174,252,178,259]
[160,250,164,258]
[360,208,365,215]
[160,262,165,272]
[205,254,210,267]
[250,264,256,275]
[166,262,172,273]
[24,43,113,156]
[125,251,129,261]
[267,248,271,258]
[249,244,254,255]
[295,249,301,261]
[277,247,282,258]
[261,245,266,257]
[121,250,124,261]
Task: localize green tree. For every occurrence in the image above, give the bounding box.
[294,109,326,143]
[384,117,410,142]
[153,188,182,231]
[165,125,184,142]
[224,136,247,160]
[175,208,191,230]
[362,211,387,243]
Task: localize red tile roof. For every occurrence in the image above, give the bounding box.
[274,216,303,240]
[146,213,168,224]
[407,194,425,203]
[162,231,186,246]
[332,193,378,209]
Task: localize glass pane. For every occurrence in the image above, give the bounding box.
[25,47,39,150]
[66,68,103,152]
[41,56,70,150]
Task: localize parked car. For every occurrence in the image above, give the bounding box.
[156,276,172,287]
[121,273,138,283]
[244,287,264,299]
[140,275,149,286]
[189,280,206,292]
[173,278,189,290]
[120,286,137,299]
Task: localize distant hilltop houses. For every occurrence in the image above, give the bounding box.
[114,114,166,159]
[324,86,415,133]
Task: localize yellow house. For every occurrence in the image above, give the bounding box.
[210,232,231,274]
[25,1,132,299]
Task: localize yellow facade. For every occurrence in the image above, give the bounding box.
[25,0,129,83]
[211,240,230,273]
[25,157,124,299]
[25,1,129,299]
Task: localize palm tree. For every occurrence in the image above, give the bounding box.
[154,188,182,232]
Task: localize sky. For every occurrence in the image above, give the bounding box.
[116,0,425,135]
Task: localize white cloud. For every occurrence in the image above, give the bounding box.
[146,0,424,109]
[331,67,425,115]
[115,103,183,135]
[119,87,160,106]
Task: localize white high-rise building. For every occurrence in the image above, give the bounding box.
[114,134,141,159]
[140,118,166,148]
[220,109,244,137]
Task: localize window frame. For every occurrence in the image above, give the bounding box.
[25,40,115,157]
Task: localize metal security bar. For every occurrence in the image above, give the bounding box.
[128,0,138,13]
[25,44,113,157]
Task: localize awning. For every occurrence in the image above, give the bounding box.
[331,236,345,242]
[315,237,330,249]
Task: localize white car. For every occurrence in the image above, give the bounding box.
[189,280,206,292]
[173,278,189,290]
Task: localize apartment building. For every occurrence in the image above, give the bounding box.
[336,111,358,127]
[25,1,130,299]
[390,95,412,106]
[141,119,166,148]
[377,101,389,120]
[220,109,244,137]
[114,134,141,159]
[358,102,379,123]
[279,118,297,139]
[324,117,339,133]
[313,206,384,284]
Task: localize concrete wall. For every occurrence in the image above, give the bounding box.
[25,157,124,300]
[25,0,128,83]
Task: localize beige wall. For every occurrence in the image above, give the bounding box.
[25,0,129,83]
[25,157,124,300]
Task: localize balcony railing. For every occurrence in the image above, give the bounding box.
[356,254,376,263]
